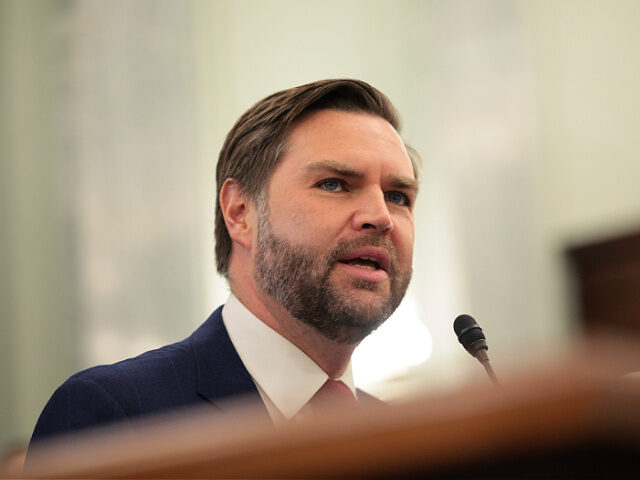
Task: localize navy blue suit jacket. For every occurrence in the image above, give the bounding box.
[29,305,380,455]
[29,306,266,447]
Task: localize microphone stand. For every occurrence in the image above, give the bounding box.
[475,348,499,387]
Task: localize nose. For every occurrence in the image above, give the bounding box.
[351,188,393,233]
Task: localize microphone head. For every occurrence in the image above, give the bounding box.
[453,314,488,356]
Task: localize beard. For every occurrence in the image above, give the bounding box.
[254,213,412,345]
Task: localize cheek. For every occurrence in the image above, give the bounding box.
[394,222,415,265]
[268,194,334,242]
[276,185,348,222]
[291,209,342,243]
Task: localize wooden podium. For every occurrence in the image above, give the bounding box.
[19,339,640,479]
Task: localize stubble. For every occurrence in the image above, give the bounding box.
[254,212,412,344]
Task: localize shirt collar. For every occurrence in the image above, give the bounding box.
[222,293,355,419]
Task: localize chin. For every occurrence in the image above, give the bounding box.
[338,290,391,316]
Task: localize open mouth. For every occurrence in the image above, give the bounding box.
[339,257,381,271]
[337,246,390,273]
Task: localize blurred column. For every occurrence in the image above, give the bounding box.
[0,0,79,451]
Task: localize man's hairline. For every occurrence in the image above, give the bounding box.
[239,108,417,204]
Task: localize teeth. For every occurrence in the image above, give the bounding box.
[360,257,381,269]
[343,256,381,271]
[354,264,375,270]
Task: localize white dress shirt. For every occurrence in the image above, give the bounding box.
[222,293,356,422]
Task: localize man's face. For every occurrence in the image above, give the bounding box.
[253,109,417,344]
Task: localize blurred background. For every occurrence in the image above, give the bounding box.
[2,0,639,454]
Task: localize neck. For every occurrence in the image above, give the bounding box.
[229,275,357,378]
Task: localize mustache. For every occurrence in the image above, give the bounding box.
[325,235,399,274]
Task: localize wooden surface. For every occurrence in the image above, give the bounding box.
[21,338,640,479]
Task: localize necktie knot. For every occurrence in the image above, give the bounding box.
[298,379,358,419]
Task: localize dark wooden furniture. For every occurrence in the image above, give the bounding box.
[568,229,640,337]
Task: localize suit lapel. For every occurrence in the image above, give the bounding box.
[190,306,268,416]
[190,307,383,417]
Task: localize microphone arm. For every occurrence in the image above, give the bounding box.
[453,314,499,387]
[474,348,499,386]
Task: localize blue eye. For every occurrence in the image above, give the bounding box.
[319,179,343,191]
[385,191,409,206]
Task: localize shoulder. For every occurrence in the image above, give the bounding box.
[29,338,192,445]
[70,335,198,408]
[28,374,128,447]
[29,308,227,446]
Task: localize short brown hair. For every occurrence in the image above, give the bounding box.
[215,78,414,276]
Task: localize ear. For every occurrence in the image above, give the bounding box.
[219,178,255,250]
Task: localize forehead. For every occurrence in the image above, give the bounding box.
[277,110,414,178]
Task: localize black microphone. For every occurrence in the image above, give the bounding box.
[454,314,499,386]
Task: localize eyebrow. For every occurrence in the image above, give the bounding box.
[302,159,420,194]
[302,159,363,179]
[388,175,420,195]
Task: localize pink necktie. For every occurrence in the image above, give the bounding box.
[299,379,359,418]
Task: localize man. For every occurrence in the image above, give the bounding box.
[29,79,418,445]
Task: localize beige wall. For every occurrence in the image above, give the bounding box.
[531,0,640,240]
[1,0,80,451]
[527,0,640,373]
